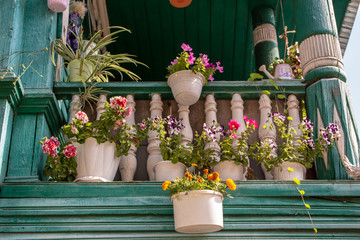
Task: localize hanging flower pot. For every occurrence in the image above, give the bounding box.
[67,59,94,82]
[273,162,306,181]
[274,63,294,79]
[153,161,186,181]
[73,138,120,182]
[213,160,246,181]
[47,0,69,13]
[171,190,224,233]
[167,70,205,106]
[169,0,192,8]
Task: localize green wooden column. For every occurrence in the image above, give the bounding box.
[2,0,62,183]
[251,7,280,72]
[297,0,359,179]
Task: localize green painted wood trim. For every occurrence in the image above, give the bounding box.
[1,180,360,198]
[304,66,347,83]
[0,71,24,110]
[252,6,276,29]
[0,100,13,186]
[254,41,280,70]
[296,0,339,43]
[306,79,358,179]
[1,181,359,239]
[53,80,306,100]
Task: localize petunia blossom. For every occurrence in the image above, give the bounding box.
[228,119,240,130]
[181,43,192,52]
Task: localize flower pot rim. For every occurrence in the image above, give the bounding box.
[153,160,186,167]
[167,70,206,86]
[171,190,224,202]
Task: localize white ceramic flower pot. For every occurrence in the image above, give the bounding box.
[213,160,246,181]
[73,138,120,182]
[47,0,69,13]
[153,161,186,181]
[171,190,224,233]
[273,162,306,180]
[167,70,205,106]
[274,63,294,79]
[68,59,94,82]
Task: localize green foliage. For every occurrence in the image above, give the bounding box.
[247,72,264,81]
[50,26,147,82]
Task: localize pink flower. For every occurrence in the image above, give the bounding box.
[205,63,215,69]
[75,111,89,124]
[71,125,78,134]
[216,61,224,73]
[228,120,240,130]
[138,122,147,131]
[42,137,60,157]
[200,54,209,65]
[209,74,214,82]
[63,144,77,158]
[244,116,248,122]
[181,43,192,52]
[187,52,195,65]
[231,133,237,139]
[133,136,139,145]
[248,119,258,128]
[124,106,132,117]
[170,59,178,65]
[114,118,126,130]
[110,96,127,109]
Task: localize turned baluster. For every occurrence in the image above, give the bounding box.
[287,94,302,145]
[146,94,164,181]
[258,94,277,179]
[204,94,220,162]
[119,95,137,181]
[68,94,81,123]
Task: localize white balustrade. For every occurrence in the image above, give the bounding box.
[178,104,193,146]
[258,94,277,180]
[147,94,164,181]
[204,94,220,162]
[69,94,81,123]
[119,94,137,181]
[287,94,302,145]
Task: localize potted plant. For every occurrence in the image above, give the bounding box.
[62,96,148,182]
[268,42,303,79]
[50,25,146,82]
[162,170,236,233]
[213,117,258,181]
[150,115,190,181]
[40,136,77,182]
[166,43,223,106]
[253,112,340,180]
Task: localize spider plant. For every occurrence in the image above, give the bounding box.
[50,26,147,82]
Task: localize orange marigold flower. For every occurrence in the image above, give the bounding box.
[192,163,198,167]
[213,172,220,179]
[162,181,171,191]
[214,177,220,182]
[203,169,209,175]
[226,179,236,191]
[207,173,214,181]
[198,177,203,183]
[185,172,193,180]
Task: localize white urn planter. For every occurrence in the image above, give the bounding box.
[73,137,120,182]
[167,70,205,106]
[153,161,186,181]
[213,160,246,181]
[274,63,294,79]
[273,162,306,180]
[67,59,94,82]
[47,0,69,13]
[171,190,224,233]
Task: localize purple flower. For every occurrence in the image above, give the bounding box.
[187,52,195,65]
[181,43,192,52]
[205,63,215,69]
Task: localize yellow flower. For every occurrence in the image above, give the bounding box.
[305,203,311,209]
[162,181,171,191]
[293,178,301,185]
[314,228,318,233]
[287,167,294,172]
[226,179,236,191]
[299,190,305,195]
[263,125,267,129]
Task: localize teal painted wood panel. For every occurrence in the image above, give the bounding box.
[0,182,359,239]
[0,100,13,185]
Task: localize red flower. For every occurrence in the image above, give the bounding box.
[63,144,77,158]
[228,120,240,130]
